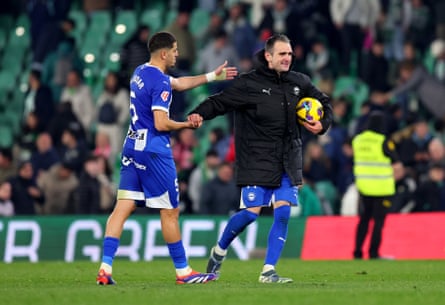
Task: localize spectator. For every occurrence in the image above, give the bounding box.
[95,71,129,162]
[164,11,196,72]
[405,0,434,55]
[305,36,334,80]
[172,128,197,173]
[73,155,102,214]
[257,0,292,37]
[8,161,44,215]
[0,148,15,184]
[17,112,40,160]
[93,131,112,162]
[199,162,239,215]
[429,39,445,85]
[303,140,333,184]
[397,118,434,180]
[384,60,445,121]
[37,162,78,214]
[413,161,445,212]
[60,69,95,132]
[199,10,225,48]
[58,126,89,176]
[379,0,412,62]
[119,25,151,84]
[47,102,85,148]
[208,127,231,161]
[96,155,116,214]
[435,0,445,40]
[0,182,14,217]
[224,2,256,64]
[30,132,60,180]
[188,149,221,213]
[23,70,55,132]
[361,38,391,92]
[32,18,75,68]
[196,29,240,94]
[390,162,416,213]
[330,0,381,74]
[42,38,83,101]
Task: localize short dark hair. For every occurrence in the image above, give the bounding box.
[147,32,177,53]
[265,34,290,54]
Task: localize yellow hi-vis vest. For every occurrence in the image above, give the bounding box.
[352,130,395,196]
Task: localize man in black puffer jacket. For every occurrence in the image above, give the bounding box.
[188,34,332,283]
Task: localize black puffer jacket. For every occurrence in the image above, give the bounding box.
[190,50,332,187]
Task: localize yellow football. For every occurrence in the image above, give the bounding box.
[296,97,324,124]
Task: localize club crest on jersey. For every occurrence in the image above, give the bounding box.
[247,192,256,201]
[161,91,170,102]
[293,86,300,96]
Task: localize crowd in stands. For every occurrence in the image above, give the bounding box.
[1,0,445,217]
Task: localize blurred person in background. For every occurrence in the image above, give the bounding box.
[120,25,151,84]
[8,161,44,215]
[188,149,221,213]
[413,161,445,212]
[352,111,402,259]
[95,71,129,160]
[73,155,102,214]
[57,126,89,176]
[0,148,16,184]
[60,69,95,132]
[199,161,239,215]
[37,161,78,214]
[30,132,60,180]
[0,182,14,217]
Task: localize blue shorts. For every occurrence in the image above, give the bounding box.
[117,148,179,209]
[240,174,299,208]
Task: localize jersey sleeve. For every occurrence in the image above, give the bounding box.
[150,73,171,113]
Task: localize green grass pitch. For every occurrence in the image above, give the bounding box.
[1,259,444,305]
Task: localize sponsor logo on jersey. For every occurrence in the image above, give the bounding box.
[161,91,170,102]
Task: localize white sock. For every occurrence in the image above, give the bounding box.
[262,264,275,273]
[100,263,112,274]
[176,266,193,276]
[214,244,227,256]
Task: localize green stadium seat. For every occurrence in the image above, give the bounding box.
[15,14,30,30]
[332,76,369,116]
[139,9,163,32]
[0,70,15,98]
[102,46,121,72]
[110,10,138,47]
[0,124,14,148]
[69,10,87,46]
[189,8,210,38]
[89,11,112,32]
[7,25,30,48]
[0,14,14,31]
[0,29,7,50]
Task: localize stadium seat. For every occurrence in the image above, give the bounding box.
[102,46,121,72]
[0,14,14,32]
[332,76,369,116]
[139,9,163,32]
[1,45,26,77]
[0,29,7,50]
[189,9,210,38]
[0,70,15,99]
[0,124,14,148]
[14,13,30,30]
[111,10,137,45]
[7,25,30,48]
[89,10,112,32]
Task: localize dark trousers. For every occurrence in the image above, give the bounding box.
[353,195,390,259]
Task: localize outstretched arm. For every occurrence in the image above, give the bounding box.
[170,61,238,91]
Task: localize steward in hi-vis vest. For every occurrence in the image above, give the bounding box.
[352,111,402,260]
[352,130,395,196]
